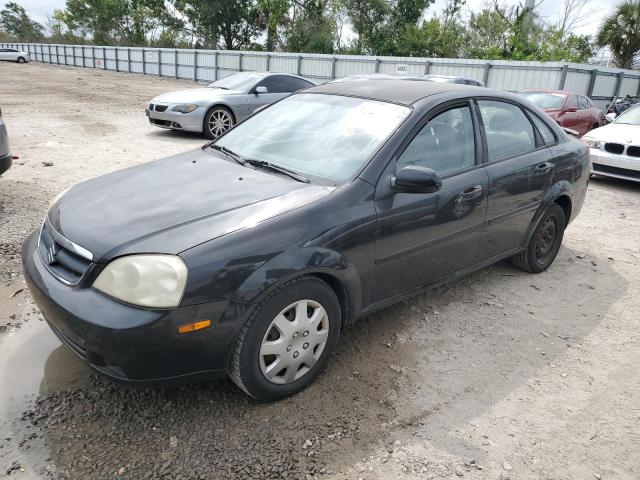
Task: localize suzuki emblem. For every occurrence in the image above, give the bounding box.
[47,243,57,265]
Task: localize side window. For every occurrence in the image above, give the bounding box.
[257,75,290,93]
[529,111,557,145]
[397,105,476,175]
[566,95,578,110]
[579,96,591,110]
[289,77,313,92]
[478,100,536,161]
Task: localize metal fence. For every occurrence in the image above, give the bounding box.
[3,42,640,109]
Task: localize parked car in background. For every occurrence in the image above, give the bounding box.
[519,89,602,136]
[583,104,640,183]
[604,95,640,122]
[147,72,315,139]
[0,47,29,63]
[0,107,12,176]
[24,80,588,402]
[423,74,485,87]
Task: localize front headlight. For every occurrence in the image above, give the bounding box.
[172,104,198,114]
[583,138,601,149]
[93,254,188,308]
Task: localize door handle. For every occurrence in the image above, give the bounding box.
[457,185,484,202]
[535,162,553,174]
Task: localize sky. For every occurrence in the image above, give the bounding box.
[17,0,620,37]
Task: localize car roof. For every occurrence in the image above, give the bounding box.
[305,79,477,106]
[521,88,571,96]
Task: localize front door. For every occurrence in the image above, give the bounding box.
[248,75,292,114]
[371,101,488,302]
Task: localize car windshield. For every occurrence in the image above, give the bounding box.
[519,92,565,109]
[215,93,410,182]
[614,105,640,125]
[207,72,263,91]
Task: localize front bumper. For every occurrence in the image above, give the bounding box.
[22,231,236,385]
[146,105,205,133]
[590,149,640,183]
[0,153,11,175]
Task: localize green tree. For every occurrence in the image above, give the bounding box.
[285,0,336,53]
[0,2,44,41]
[257,0,290,50]
[597,0,640,69]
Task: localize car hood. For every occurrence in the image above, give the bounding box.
[583,123,640,143]
[151,88,241,105]
[47,149,334,262]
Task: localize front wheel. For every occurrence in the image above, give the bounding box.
[512,203,566,273]
[203,106,234,140]
[228,276,341,402]
[17,56,26,64]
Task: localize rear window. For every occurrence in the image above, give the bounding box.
[520,92,565,109]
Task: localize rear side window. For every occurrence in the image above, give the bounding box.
[397,105,476,175]
[478,100,536,161]
[577,96,590,110]
[529,112,557,145]
[566,96,578,110]
[289,77,314,92]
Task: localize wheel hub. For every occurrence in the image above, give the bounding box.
[259,300,330,384]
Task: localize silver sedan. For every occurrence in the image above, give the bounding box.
[0,47,29,63]
[146,72,315,139]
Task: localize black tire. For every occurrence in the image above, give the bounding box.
[17,56,26,64]
[228,276,341,402]
[512,203,565,273]
[203,106,234,140]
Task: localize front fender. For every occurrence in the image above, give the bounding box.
[230,246,361,323]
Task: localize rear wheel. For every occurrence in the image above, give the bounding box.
[228,276,341,402]
[16,56,26,64]
[203,106,234,140]
[512,203,565,273]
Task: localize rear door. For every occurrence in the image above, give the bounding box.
[371,100,488,302]
[475,99,555,260]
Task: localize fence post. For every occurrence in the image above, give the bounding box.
[64,45,68,65]
[48,44,51,64]
[375,58,381,73]
[483,63,491,86]
[637,77,640,96]
[103,47,107,70]
[614,71,624,97]
[214,51,218,81]
[91,46,94,68]
[266,53,271,72]
[115,48,119,72]
[81,46,85,67]
[331,56,337,79]
[193,49,198,82]
[173,49,178,78]
[56,45,60,64]
[142,48,146,75]
[157,49,161,76]
[587,69,598,97]
[238,52,243,72]
[297,55,302,75]
[127,47,131,73]
[558,64,568,90]
[424,60,431,75]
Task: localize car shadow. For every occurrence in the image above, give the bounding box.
[15,244,624,478]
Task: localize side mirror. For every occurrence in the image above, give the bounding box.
[391,165,442,193]
[255,86,268,94]
[605,112,617,123]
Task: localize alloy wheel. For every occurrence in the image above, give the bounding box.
[259,299,330,384]
[208,109,233,138]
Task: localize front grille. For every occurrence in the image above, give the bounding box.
[593,163,640,180]
[148,103,155,111]
[627,146,640,158]
[39,221,93,285]
[604,143,624,155]
[155,105,168,112]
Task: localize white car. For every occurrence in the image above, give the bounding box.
[0,47,29,63]
[583,104,640,183]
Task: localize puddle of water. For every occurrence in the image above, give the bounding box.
[0,319,91,416]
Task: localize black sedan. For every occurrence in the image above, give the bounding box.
[23,80,589,401]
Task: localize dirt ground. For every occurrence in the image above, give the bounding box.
[1,61,639,480]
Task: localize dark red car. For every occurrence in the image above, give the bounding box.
[519,89,602,136]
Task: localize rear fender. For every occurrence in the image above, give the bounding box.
[524,180,572,246]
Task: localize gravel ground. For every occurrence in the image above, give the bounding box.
[1,62,640,479]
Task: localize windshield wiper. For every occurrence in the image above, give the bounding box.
[209,144,246,165]
[244,159,310,183]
